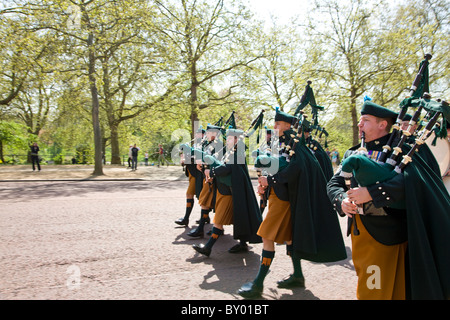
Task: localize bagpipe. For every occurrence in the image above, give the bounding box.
[338,54,450,235]
[255,80,319,175]
[208,109,265,164]
[294,80,329,152]
[191,110,265,187]
[253,109,312,182]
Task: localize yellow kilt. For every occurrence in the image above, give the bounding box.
[198,179,214,208]
[257,188,292,244]
[186,171,196,196]
[212,188,233,225]
[351,214,407,300]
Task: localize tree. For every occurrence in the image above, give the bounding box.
[0,120,31,163]
[307,0,395,145]
[154,0,264,137]
[384,0,449,99]
[0,3,49,107]
[98,33,182,164]
[19,0,162,174]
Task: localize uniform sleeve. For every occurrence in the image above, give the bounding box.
[326,149,355,217]
[326,169,349,217]
[366,173,405,208]
[266,156,299,186]
[210,163,232,178]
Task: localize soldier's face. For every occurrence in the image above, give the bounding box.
[358,115,388,142]
[206,131,216,141]
[401,121,417,133]
[226,136,237,148]
[274,121,291,134]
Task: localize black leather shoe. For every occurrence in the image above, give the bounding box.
[196,217,210,224]
[277,274,305,288]
[237,282,263,299]
[175,218,189,227]
[187,228,204,238]
[193,244,211,257]
[228,243,248,253]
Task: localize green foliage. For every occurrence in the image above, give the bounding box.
[0,120,33,163]
[0,0,448,164]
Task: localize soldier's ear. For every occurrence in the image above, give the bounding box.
[378,119,388,131]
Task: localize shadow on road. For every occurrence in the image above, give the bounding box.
[0,180,185,202]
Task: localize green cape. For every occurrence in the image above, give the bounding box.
[403,150,450,299]
[307,137,334,181]
[210,145,263,244]
[272,141,347,262]
[230,161,263,244]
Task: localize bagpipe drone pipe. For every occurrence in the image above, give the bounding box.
[254,80,319,175]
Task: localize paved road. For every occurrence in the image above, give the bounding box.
[0,180,356,300]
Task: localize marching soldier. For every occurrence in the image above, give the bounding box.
[187,124,222,238]
[327,101,450,300]
[192,128,262,257]
[175,128,205,227]
[238,109,347,298]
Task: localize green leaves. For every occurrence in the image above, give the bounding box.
[0,0,448,163]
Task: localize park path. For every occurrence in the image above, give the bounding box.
[0,165,357,300]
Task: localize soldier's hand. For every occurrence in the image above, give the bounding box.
[204,169,212,182]
[341,198,358,218]
[347,187,372,205]
[258,176,268,187]
[257,185,266,195]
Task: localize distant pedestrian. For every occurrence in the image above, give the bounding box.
[157,144,170,167]
[30,143,41,171]
[144,152,149,166]
[127,145,133,168]
[131,144,140,170]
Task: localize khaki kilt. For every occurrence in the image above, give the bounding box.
[198,179,214,208]
[186,171,196,196]
[257,187,292,244]
[351,214,407,300]
[212,188,233,225]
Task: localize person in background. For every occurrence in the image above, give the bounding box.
[157,144,170,167]
[127,145,133,168]
[30,142,41,171]
[131,144,140,171]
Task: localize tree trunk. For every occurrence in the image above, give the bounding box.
[87,33,103,176]
[189,75,199,139]
[110,123,122,165]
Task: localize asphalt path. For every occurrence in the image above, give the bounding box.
[0,180,356,301]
